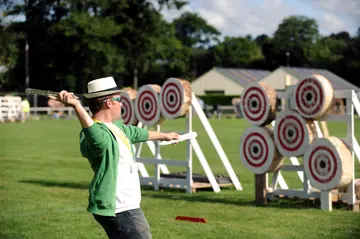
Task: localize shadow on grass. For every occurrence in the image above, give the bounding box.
[335,228,360,239]
[141,186,353,211]
[0,232,24,239]
[17,180,353,212]
[19,179,89,190]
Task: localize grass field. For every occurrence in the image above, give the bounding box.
[1,117,360,239]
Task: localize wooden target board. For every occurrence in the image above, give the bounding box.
[160,78,192,119]
[241,82,277,126]
[120,88,138,125]
[135,84,164,126]
[303,137,353,191]
[294,74,334,119]
[274,111,317,157]
[240,126,284,174]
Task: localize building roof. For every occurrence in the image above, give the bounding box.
[280,66,358,91]
[214,67,270,86]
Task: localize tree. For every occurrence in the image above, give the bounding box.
[254,34,269,47]
[306,35,348,69]
[272,15,319,66]
[0,0,189,93]
[213,36,264,68]
[173,12,220,49]
[340,37,360,87]
[138,20,192,84]
[0,20,22,89]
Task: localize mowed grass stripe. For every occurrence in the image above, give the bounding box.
[0,118,359,239]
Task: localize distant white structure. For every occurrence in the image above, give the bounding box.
[259,66,359,93]
[0,95,22,122]
[190,67,270,96]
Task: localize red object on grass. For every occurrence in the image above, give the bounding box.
[175,216,207,223]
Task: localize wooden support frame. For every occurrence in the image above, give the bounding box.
[135,92,243,193]
[261,89,359,212]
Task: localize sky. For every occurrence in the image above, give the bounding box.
[159,0,360,38]
[2,0,359,38]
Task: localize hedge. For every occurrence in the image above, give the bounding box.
[197,94,240,106]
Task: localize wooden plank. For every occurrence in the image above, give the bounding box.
[192,182,233,189]
[136,158,188,167]
[157,181,233,193]
[190,138,221,192]
[280,165,304,171]
[255,174,267,205]
[192,92,242,191]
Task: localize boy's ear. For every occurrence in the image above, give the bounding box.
[103,99,111,108]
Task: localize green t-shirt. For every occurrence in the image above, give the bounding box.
[79,120,149,216]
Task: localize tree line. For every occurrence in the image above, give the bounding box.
[0,0,359,94]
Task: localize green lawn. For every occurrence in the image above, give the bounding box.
[0,117,359,239]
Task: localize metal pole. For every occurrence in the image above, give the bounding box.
[286,52,290,66]
[25,0,30,101]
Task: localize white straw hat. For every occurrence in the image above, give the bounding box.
[84,77,123,99]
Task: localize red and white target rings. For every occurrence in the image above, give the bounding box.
[241,82,277,126]
[294,74,334,119]
[120,88,138,125]
[240,126,283,174]
[160,78,192,119]
[135,84,164,126]
[274,111,317,157]
[304,137,353,191]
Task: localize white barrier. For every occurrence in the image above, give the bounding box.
[0,96,22,122]
[29,106,91,116]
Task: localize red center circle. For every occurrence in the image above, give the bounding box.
[314,153,331,176]
[162,83,182,115]
[295,78,323,116]
[249,139,263,161]
[282,123,299,144]
[301,85,318,108]
[308,146,337,184]
[242,87,266,122]
[247,93,262,114]
[167,89,177,108]
[243,132,268,167]
[278,115,304,152]
[137,90,157,122]
[121,97,131,124]
[142,96,153,114]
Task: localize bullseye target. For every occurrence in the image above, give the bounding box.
[120,88,138,125]
[135,84,164,126]
[304,137,353,191]
[241,82,277,126]
[294,74,334,119]
[240,126,283,174]
[160,78,192,119]
[274,111,317,157]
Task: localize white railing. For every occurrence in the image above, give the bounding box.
[29,106,92,116]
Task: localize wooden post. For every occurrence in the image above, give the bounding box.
[255,174,267,205]
[320,191,332,211]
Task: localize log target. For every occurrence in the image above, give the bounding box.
[135,84,164,126]
[240,126,283,174]
[160,78,192,119]
[241,82,277,126]
[120,88,138,125]
[294,74,334,119]
[274,111,317,157]
[303,137,353,191]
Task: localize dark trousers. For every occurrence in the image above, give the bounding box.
[93,208,152,239]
